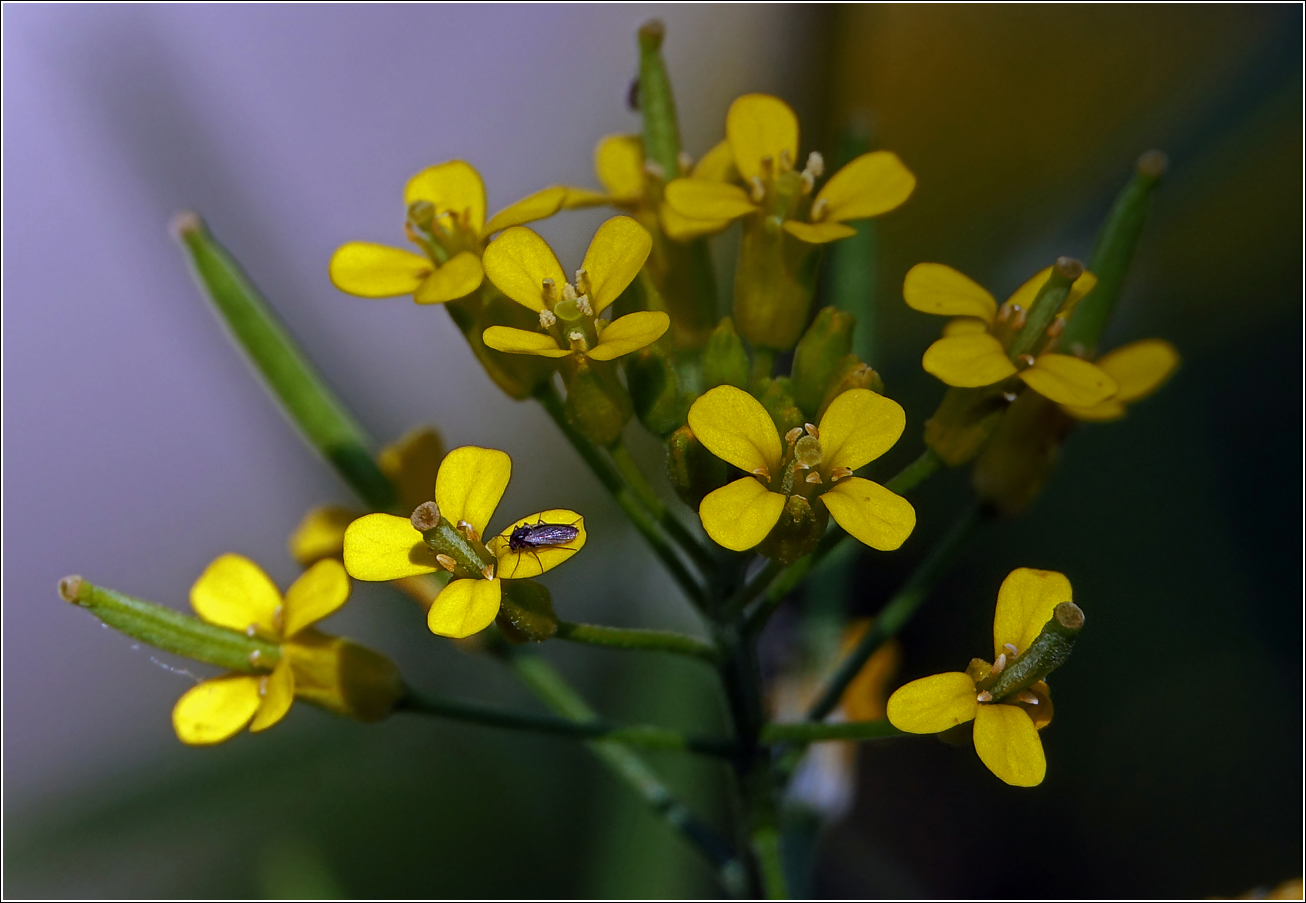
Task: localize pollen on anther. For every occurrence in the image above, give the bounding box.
[778,148,793,172]
[799,171,814,194]
[457,519,481,542]
[539,309,557,329]
[436,554,458,573]
[805,151,825,178]
[805,471,822,484]
[1011,309,1028,330]
[996,303,1012,324]
[1047,316,1066,338]
[481,564,496,581]
[810,197,828,221]
[804,422,819,439]
[1002,391,1019,403]
[1015,353,1037,369]
[749,176,766,203]
[576,295,593,317]
[976,691,994,703]
[677,151,693,174]
[830,466,853,481]
[1018,690,1040,705]
[784,427,804,444]
[1004,643,1019,657]
[751,466,771,481]
[561,282,578,302]
[990,653,1007,674]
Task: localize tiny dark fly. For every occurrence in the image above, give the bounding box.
[505,517,582,576]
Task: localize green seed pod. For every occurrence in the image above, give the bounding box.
[565,357,633,447]
[791,306,855,418]
[666,424,728,508]
[624,344,688,438]
[703,317,750,390]
[497,579,559,642]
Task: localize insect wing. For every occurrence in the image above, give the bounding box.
[521,523,580,547]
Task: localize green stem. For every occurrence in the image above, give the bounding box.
[753,825,789,900]
[611,439,716,576]
[398,688,732,757]
[885,447,944,495]
[535,385,707,607]
[761,719,904,744]
[499,647,744,892]
[555,621,719,664]
[174,214,396,512]
[806,503,987,722]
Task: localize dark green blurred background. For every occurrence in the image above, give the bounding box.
[7,5,1300,898]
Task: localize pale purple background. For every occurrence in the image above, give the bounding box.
[3,5,820,811]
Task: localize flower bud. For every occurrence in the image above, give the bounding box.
[816,356,884,421]
[703,317,751,390]
[735,217,819,350]
[282,630,403,722]
[565,358,633,447]
[791,307,855,418]
[624,344,688,438]
[666,424,729,508]
[755,377,806,437]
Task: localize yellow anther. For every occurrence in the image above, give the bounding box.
[258,676,269,697]
[539,309,557,329]
[1047,316,1066,338]
[976,690,994,703]
[830,466,853,482]
[1002,391,1019,403]
[576,295,593,317]
[751,466,772,481]
[759,155,774,178]
[643,159,666,180]
[778,148,793,172]
[436,554,458,573]
[1003,643,1020,657]
[810,197,828,221]
[561,282,578,303]
[804,422,819,439]
[749,176,766,203]
[1015,353,1037,369]
[799,171,815,195]
[568,331,588,352]
[1017,690,1041,705]
[677,150,693,174]
[481,564,496,581]
[542,278,559,306]
[804,151,825,178]
[574,267,592,297]
[991,653,1007,675]
[457,519,481,543]
[804,471,822,484]
[1010,308,1028,330]
[784,427,804,445]
[249,649,264,667]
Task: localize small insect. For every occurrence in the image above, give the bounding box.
[505,517,583,577]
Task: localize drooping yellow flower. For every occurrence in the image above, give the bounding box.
[480,216,669,361]
[905,263,1119,408]
[289,427,446,566]
[328,161,568,304]
[342,446,586,638]
[886,568,1074,787]
[687,385,915,555]
[1059,338,1179,421]
[663,94,915,244]
[172,555,401,745]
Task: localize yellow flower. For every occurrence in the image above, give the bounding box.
[663,94,915,244]
[172,555,401,745]
[886,568,1073,787]
[328,161,568,304]
[905,263,1119,408]
[687,385,915,554]
[288,426,446,566]
[1059,338,1179,421]
[480,216,669,361]
[342,446,586,639]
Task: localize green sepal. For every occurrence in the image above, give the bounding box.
[58,576,280,673]
[754,377,805,436]
[924,386,1009,467]
[565,358,633,447]
[467,290,555,400]
[1059,151,1166,357]
[174,214,396,512]
[497,579,559,642]
[791,306,855,418]
[758,495,827,566]
[970,391,1074,516]
[734,215,821,351]
[816,355,885,421]
[666,424,729,509]
[702,317,750,390]
[624,343,688,438]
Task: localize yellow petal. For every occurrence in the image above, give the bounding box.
[1084,338,1179,407]
[993,567,1072,656]
[686,385,783,474]
[903,263,997,323]
[427,577,501,638]
[658,202,731,242]
[249,659,295,733]
[481,226,566,312]
[587,311,669,361]
[282,558,350,636]
[172,674,261,745]
[1004,266,1098,313]
[288,505,355,566]
[726,93,799,182]
[404,160,486,234]
[886,672,978,733]
[488,508,586,580]
[698,478,786,551]
[815,151,915,222]
[782,220,857,244]
[329,243,430,298]
[594,134,645,200]
[560,187,610,209]
[435,446,511,538]
[482,325,571,358]
[664,178,756,221]
[943,317,990,337]
[484,186,568,235]
[1019,355,1117,407]
[342,513,439,581]
[818,388,906,472]
[973,704,1045,787]
[820,478,916,551]
[378,426,445,513]
[414,251,484,304]
[190,554,281,633]
[581,216,652,313]
[691,139,737,182]
[922,334,1017,387]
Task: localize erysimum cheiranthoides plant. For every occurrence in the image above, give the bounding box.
[60,20,1178,898]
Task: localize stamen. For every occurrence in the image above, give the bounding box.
[1010,308,1028,330]
[799,171,815,194]
[1004,643,1019,657]
[784,427,804,445]
[677,151,693,175]
[457,519,481,543]
[996,303,1013,324]
[249,650,263,667]
[805,151,825,178]
[404,222,419,244]
[481,564,496,581]
[990,653,1007,674]
[1015,353,1037,369]
[574,267,592,297]
[541,278,559,306]
[759,155,774,178]
[561,282,578,302]
[643,159,666,180]
[258,676,269,697]
[1018,690,1040,705]
[830,466,853,481]
[976,691,993,703]
[245,625,257,638]
[271,605,284,633]
[575,295,593,317]
[1046,316,1066,338]
[804,471,822,484]
[778,149,793,172]
[539,309,557,329]
[749,176,766,203]
[436,554,458,573]
[810,197,828,221]
[1002,391,1019,403]
[568,330,588,352]
[751,466,771,481]
[804,423,819,439]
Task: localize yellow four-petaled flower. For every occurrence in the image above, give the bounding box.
[343,446,586,638]
[687,386,916,553]
[886,568,1073,787]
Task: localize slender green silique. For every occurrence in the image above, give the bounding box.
[174,215,397,513]
[398,687,732,757]
[555,620,720,664]
[806,503,987,722]
[636,19,682,179]
[1007,263,1078,360]
[1059,151,1168,356]
[499,646,744,891]
[58,576,280,672]
[986,601,1084,701]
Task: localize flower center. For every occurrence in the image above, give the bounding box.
[405,201,478,264]
[537,270,601,352]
